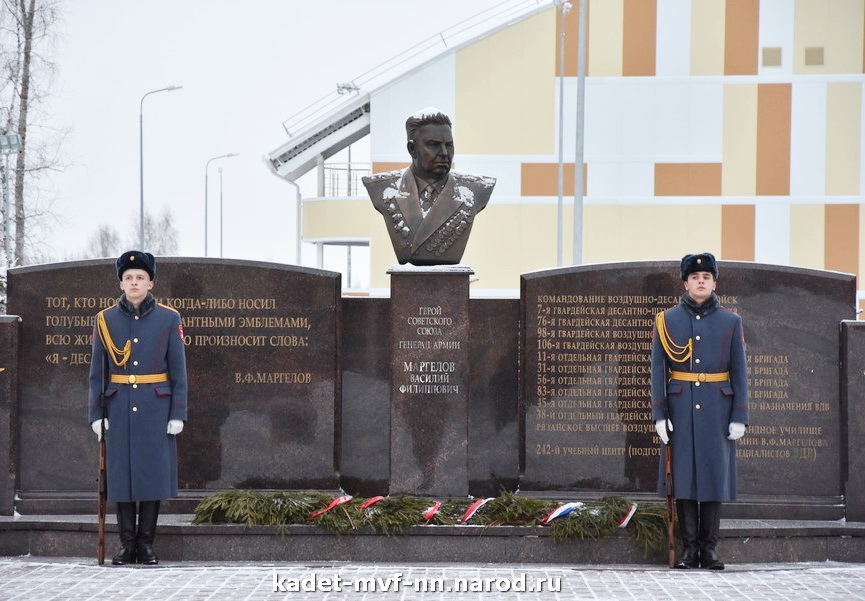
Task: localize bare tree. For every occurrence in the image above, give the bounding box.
[87,224,123,259]
[82,207,180,259]
[1,0,63,266]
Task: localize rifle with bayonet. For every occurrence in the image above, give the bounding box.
[664,426,675,569]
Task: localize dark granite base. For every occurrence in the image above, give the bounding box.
[2,515,864,564]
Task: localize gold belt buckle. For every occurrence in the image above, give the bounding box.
[128,374,137,384]
[697,373,706,383]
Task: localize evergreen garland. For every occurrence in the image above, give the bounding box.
[193,490,667,552]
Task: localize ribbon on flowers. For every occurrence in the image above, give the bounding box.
[617,503,638,528]
[540,501,583,525]
[459,498,494,523]
[358,496,385,512]
[423,501,442,522]
[307,495,353,520]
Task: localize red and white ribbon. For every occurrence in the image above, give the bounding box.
[358,496,385,512]
[423,501,442,522]
[307,495,352,520]
[617,503,638,528]
[459,498,494,523]
[540,502,583,525]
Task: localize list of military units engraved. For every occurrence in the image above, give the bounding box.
[521,263,846,496]
[41,293,315,387]
[530,293,680,474]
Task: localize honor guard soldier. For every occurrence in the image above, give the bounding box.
[651,253,748,570]
[88,251,188,565]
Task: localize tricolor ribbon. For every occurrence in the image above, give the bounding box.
[423,501,442,522]
[307,495,352,520]
[459,498,494,523]
[358,496,385,512]
[540,502,583,525]
[617,503,638,528]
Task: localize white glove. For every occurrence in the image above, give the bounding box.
[91,419,108,441]
[167,419,184,435]
[655,418,672,445]
[728,422,746,440]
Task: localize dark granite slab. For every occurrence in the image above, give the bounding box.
[468,299,519,497]
[0,316,20,515]
[388,266,471,496]
[842,320,865,522]
[7,258,341,495]
[520,261,856,508]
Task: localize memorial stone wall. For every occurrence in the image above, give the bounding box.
[521,262,855,513]
[7,259,341,497]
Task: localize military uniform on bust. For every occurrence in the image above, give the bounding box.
[88,251,188,565]
[362,108,495,266]
[651,253,749,570]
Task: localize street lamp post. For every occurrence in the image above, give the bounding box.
[0,133,21,268]
[556,1,572,267]
[204,153,237,256]
[139,85,182,249]
[218,167,224,258]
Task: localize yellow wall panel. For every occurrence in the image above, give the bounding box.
[691,0,726,75]
[756,84,792,196]
[722,84,758,195]
[794,0,865,74]
[462,203,561,287]
[456,11,555,155]
[583,205,722,264]
[588,0,624,76]
[789,204,825,269]
[825,82,862,195]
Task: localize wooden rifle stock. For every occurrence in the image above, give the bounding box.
[97,424,106,565]
[664,442,675,568]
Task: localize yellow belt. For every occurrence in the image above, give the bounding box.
[668,370,729,383]
[110,373,169,385]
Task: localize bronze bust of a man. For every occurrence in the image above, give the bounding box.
[362,108,495,265]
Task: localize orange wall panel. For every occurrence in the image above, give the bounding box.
[521,163,587,196]
[756,84,791,195]
[623,0,657,76]
[825,204,860,277]
[722,204,755,260]
[372,162,409,174]
[725,0,759,75]
[654,163,722,196]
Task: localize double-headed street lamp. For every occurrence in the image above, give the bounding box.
[139,85,182,249]
[204,153,237,256]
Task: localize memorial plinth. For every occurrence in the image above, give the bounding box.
[520,261,856,518]
[388,265,472,496]
[0,316,19,515]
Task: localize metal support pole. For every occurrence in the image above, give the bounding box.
[572,0,587,266]
[219,167,224,258]
[556,1,571,267]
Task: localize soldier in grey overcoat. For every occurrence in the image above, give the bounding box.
[88,251,188,565]
[651,253,748,570]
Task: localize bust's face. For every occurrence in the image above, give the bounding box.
[408,123,454,181]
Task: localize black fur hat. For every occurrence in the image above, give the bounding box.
[116,250,156,280]
[680,253,718,280]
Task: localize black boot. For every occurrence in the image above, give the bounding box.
[673,499,699,569]
[111,502,137,565]
[136,501,160,565]
[699,502,725,570]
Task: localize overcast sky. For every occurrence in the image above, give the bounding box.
[40,0,511,265]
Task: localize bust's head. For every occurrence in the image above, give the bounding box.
[406,108,454,181]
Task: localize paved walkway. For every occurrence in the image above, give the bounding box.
[1,557,865,600]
